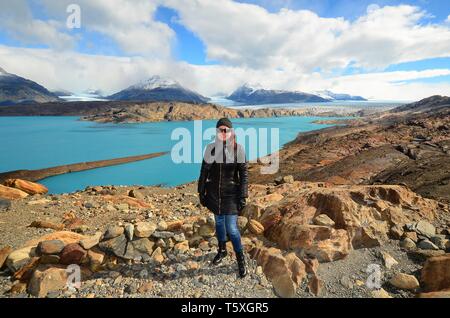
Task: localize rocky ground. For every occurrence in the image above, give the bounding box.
[0,179,449,298]
[249,96,450,205]
[0,96,449,299]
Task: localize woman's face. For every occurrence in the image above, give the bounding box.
[217,125,232,142]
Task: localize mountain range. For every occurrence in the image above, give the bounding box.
[227,83,326,104]
[227,84,366,104]
[0,67,60,105]
[107,76,210,104]
[0,68,367,106]
[315,90,367,101]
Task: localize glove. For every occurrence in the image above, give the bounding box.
[238,198,246,213]
[199,193,207,207]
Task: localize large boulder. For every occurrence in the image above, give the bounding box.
[6,246,37,272]
[304,186,436,247]
[259,205,283,232]
[3,179,48,195]
[24,231,86,248]
[37,240,65,255]
[87,248,105,268]
[265,223,350,262]
[98,234,127,258]
[59,243,87,265]
[421,254,450,292]
[0,246,13,269]
[389,273,420,290]
[27,265,68,297]
[79,232,103,250]
[0,184,29,200]
[305,229,350,262]
[249,246,306,298]
[248,220,265,235]
[134,222,156,238]
[124,238,155,261]
[414,221,436,239]
[103,225,124,240]
[259,184,437,259]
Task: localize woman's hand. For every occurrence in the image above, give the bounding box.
[238,197,246,213]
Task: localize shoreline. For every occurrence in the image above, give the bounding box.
[0,100,396,124]
[0,151,168,184]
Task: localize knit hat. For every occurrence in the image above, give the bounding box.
[216,117,233,129]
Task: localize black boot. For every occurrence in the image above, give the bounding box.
[236,251,247,278]
[212,241,227,265]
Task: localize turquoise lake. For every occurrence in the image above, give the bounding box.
[0,116,343,194]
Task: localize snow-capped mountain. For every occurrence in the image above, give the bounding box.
[0,67,60,105]
[108,75,210,104]
[227,83,328,104]
[129,76,180,91]
[315,90,367,101]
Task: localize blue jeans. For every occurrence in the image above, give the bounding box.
[214,214,243,253]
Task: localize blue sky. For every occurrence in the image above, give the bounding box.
[153,0,450,79]
[155,6,213,65]
[237,0,449,21]
[0,0,449,100]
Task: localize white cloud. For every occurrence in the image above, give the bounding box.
[0,0,75,50]
[366,4,381,14]
[166,1,450,71]
[39,0,175,58]
[328,70,450,100]
[0,0,175,58]
[1,45,448,101]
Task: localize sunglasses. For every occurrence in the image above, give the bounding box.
[218,128,232,133]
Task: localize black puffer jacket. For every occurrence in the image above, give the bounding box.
[197,141,248,215]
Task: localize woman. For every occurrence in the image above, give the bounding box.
[197,118,248,278]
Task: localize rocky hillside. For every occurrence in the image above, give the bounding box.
[249,96,450,204]
[79,102,359,123]
[0,178,449,298]
[0,67,60,105]
[0,100,362,122]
